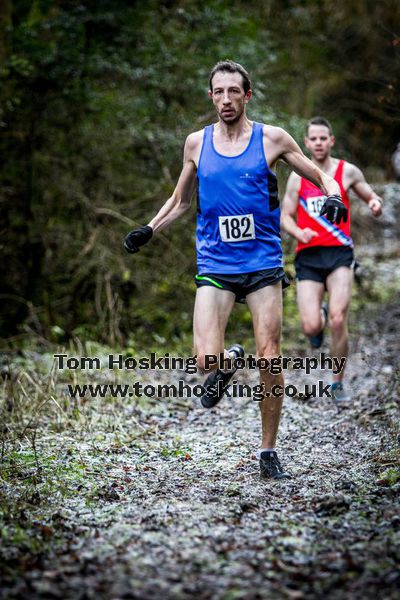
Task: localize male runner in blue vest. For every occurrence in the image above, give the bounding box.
[124,61,347,479]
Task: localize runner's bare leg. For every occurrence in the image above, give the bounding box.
[297,280,326,337]
[326,266,353,382]
[193,286,236,373]
[247,283,283,449]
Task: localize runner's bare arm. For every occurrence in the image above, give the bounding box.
[276,129,341,197]
[281,172,319,243]
[148,134,199,233]
[345,163,383,217]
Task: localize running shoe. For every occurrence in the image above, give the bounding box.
[331,381,351,405]
[200,344,244,408]
[308,302,328,349]
[259,450,291,480]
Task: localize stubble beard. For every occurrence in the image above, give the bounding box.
[312,149,329,163]
[219,106,244,125]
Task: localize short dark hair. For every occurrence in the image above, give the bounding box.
[209,60,251,94]
[306,116,333,136]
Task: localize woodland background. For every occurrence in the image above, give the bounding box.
[1,3,400,599]
[1,0,399,349]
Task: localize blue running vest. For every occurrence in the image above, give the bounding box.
[196,122,282,274]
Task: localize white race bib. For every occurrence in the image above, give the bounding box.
[306,195,326,217]
[218,214,256,243]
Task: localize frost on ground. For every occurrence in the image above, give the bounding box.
[1,185,399,599]
[1,302,399,600]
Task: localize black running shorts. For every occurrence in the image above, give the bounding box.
[194,267,290,303]
[295,246,355,285]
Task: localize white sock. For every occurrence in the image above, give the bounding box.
[256,447,275,459]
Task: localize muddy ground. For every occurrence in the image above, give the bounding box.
[1,185,399,599]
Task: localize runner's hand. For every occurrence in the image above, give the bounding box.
[124,225,153,253]
[368,197,383,217]
[319,194,348,225]
[300,227,318,244]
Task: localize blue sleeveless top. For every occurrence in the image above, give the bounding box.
[196,121,282,274]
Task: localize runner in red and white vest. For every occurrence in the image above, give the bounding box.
[281,117,383,403]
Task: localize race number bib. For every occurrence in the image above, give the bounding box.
[306,195,326,217]
[219,214,256,243]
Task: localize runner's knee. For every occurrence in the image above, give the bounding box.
[329,310,347,331]
[257,341,281,360]
[301,318,322,337]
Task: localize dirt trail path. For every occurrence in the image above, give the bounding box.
[2,305,398,600]
[1,185,399,599]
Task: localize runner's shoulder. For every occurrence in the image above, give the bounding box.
[262,125,298,157]
[342,159,364,183]
[185,128,205,149]
[184,129,205,163]
[262,124,289,143]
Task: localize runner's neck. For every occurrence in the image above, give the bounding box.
[311,155,339,176]
[215,116,253,143]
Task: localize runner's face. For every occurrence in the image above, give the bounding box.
[305,125,335,161]
[208,71,251,124]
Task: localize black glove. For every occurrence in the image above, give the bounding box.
[124,225,153,254]
[319,194,348,225]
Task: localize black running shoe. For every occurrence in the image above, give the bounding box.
[259,450,291,480]
[200,344,244,409]
[308,302,328,349]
